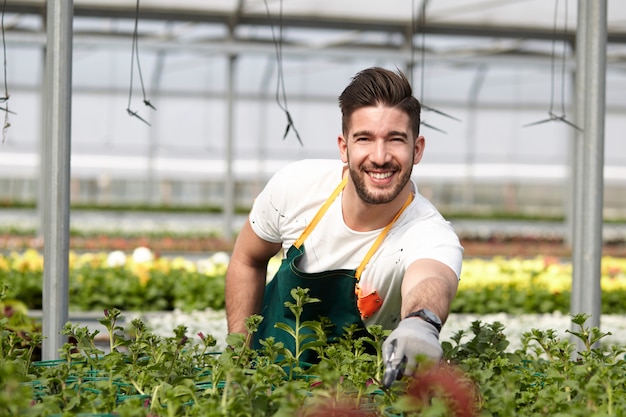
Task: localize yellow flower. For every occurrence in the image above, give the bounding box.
[170,256,195,272]
[11,249,43,272]
[133,263,151,286]
[152,257,171,273]
[69,251,78,269]
[0,255,9,271]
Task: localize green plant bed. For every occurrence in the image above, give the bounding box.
[1,289,626,417]
[2,251,626,315]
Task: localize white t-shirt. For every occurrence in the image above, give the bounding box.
[249,159,463,329]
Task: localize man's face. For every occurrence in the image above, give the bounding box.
[338,105,424,205]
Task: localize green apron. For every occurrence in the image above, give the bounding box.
[253,176,413,363]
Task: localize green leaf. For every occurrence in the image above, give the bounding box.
[274,322,296,339]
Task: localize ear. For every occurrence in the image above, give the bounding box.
[338,135,348,163]
[413,136,425,165]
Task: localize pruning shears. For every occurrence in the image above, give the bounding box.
[382,338,407,389]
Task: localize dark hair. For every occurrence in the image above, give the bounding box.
[338,67,421,137]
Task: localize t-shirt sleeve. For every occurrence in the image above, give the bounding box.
[248,170,287,244]
[405,221,464,280]
[247,159,343,246]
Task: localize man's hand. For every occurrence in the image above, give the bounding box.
[382,317,442,388]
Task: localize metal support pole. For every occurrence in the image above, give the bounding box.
[38,46,49,241]
[42,0,73,360]
[571,0,606,347]
[224,54,237,242]
[570,0,589,330]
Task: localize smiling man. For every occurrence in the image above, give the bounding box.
[225,67,463,383]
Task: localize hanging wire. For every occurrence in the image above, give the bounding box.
[0,0,15,143]
[263,0,303,146]
[411,0,460,135]
[126,0,156,126]
[0,0,11,107]
[523,0,582,131]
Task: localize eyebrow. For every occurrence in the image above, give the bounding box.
[351,130,409,139]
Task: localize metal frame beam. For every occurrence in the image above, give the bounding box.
[6,0,626,45]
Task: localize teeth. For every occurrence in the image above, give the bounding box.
[370,172,392,179]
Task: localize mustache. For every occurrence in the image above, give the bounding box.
[362,162,398,171]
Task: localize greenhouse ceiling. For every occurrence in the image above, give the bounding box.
[4,0,626,69]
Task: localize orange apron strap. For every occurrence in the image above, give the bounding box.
[354,192,414,280]
[293,176,348,249]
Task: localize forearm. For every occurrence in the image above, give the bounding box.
[383,260,459,380]
[400,259,459,324]
[224,220,281,335]
[225,258,268,334]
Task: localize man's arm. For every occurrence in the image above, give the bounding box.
[400,258,459,323]
[382,258,459,387]
[225,219,282,335]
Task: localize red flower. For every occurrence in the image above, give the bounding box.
[406,363,479,417]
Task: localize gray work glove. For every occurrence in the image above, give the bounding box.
[381,317,442,388]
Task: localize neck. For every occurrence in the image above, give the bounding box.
[341,184,412,232]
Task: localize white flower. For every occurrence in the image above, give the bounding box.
[210,251,230,265]
[106,250,127,267]
[132,246,154,263]
[196,259,216,275]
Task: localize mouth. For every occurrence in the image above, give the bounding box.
[367,171,395,181]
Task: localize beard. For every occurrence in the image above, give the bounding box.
[348,159,413,205]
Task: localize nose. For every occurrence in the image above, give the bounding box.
[370,140,391,166]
